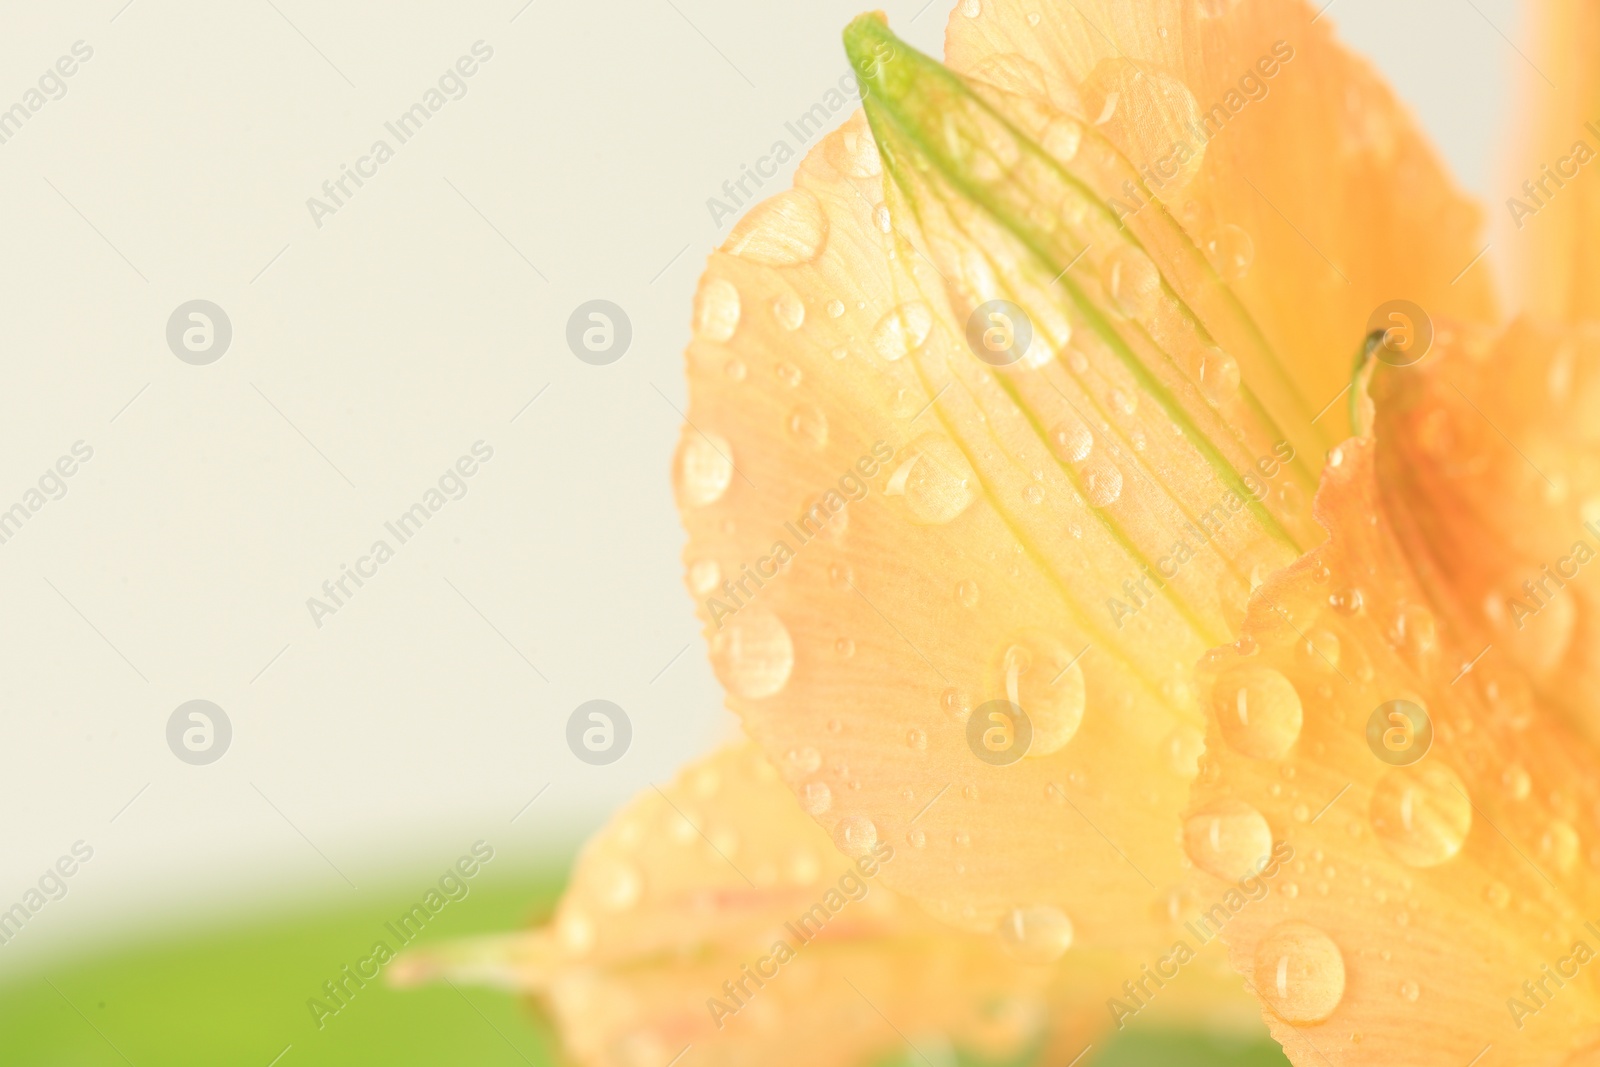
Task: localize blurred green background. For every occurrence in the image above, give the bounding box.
[0,860,1291,1067]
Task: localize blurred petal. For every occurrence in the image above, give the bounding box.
[1368,317,1600,743]
[1507,0,1600,321]
[394,742,1118,1067]
[1188,410,1600,1064]
[944,0,1498,440]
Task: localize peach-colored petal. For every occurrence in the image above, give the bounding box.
[1507,0,1600,321]
[675,15,1343,948]
[393,742,1123,1067]
[944,0,1499,441]
[1189,414,1600,1064]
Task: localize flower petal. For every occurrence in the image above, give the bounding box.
[943,0,1499,440]
[393,742,1116,1067]
[1507,0,1600,321]
[1189,422,1600,1064]
[677,17,1335,947]
[1368,317,1600,743]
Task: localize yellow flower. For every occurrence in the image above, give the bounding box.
[403,1,1600,1063]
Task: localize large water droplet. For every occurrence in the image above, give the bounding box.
[771,293,805,331]
[1212,665,1303,759]
[693,277,741,342]
[1254,922,1345,1023]
[1184,800,1274,881]
[1080,457,1123,506]
[1102,245,1162,318]
[1204,223,1254,280]
[871,302,933,361]
[990,631,1086,757]
[802,780,832,815]
[675,430,735,507]
[1081,58,1205,190]
[887,434,978,524]
[1369,763,1471,867]
[726,189,827,266]
[687,558,721,596]
[834,814,878,857]
[591,860,642,911]
[710,608,794,698]
[1049,414,1094,463]
[825,113,882,178]
[998,905,1073,962]
[787,404,829,449]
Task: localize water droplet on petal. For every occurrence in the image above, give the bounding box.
[675,430,735,507]
[786,746,821,774]
[771,294,805,331]
[834,814,878,857]
[1212,665,1303,759]
[990,631,1086,756]
[1204,223,1254,280]
[872,302,933,361]
[1254,922,1345,1023]
[710,609,794,698]
[1369,763,1471,867]
[1049,415,1094,463]
[957,579,981,608]
[802,780,832,814]
[960,0,981,16]
[687,559,720,595]
[787,404,829,449]
[1102,245,1162,318]
[1082,57,1205,189]
[1081,457,1123,506]
[887,434,978,524]
[693,277,741,342]
[943,687,973,722]
[1199,349,1240,405]
[825,114,882,178]
[998,905,1073,962]
[1041,115,1083,163]
[726,189,827,266]
[1185,799,1274,881]
[1399,979,1420,1003]
[1164,724,1205,778]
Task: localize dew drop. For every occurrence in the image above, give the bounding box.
[1540,819,1580,874]
[827,298,846,318]
[1485,880,1511,908]
[1164,724,1205,779]
[1081,58,1205,189]
[833,814,878,857]
[675,430,735,507]
[724,358,747,381]
[1329,587,1364,615]
[1081,457,1123,506]
[824,114,882,178]
[871,302,933,361]
[1041,115,1083,163]
[887,434,978,524]
[1502,762,1531,800]
[957,579,981,608]
[1212,664,1303,759]
[726,189,827,266]
[693,277,741,342]
[1049,415,1094,463]
[907,727,927,750]
[802,780,833,815]
[775,361,802,388]
[834,637,855,658]
[1023,485,1045,504]
[785,746,821,774]
[1204,223,1254,280]
[1185,799,1274,881]
[1369,763,1472,867]
[960,0,981,16]
[1102,245,1162,318]
[998,905,1073,963]
[990,631,1087,756]
[687,559,720,596]
[908,827,927,848]
[1199,349,1241,405]
[1399,979,1420,1003]
[771,294,805,331]
[592,860,643,911]
[942,687,973,722]
[873,203,893,233]
[709,608,794,699]
[787,404,829,449]
[1254,922,1345,1023]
